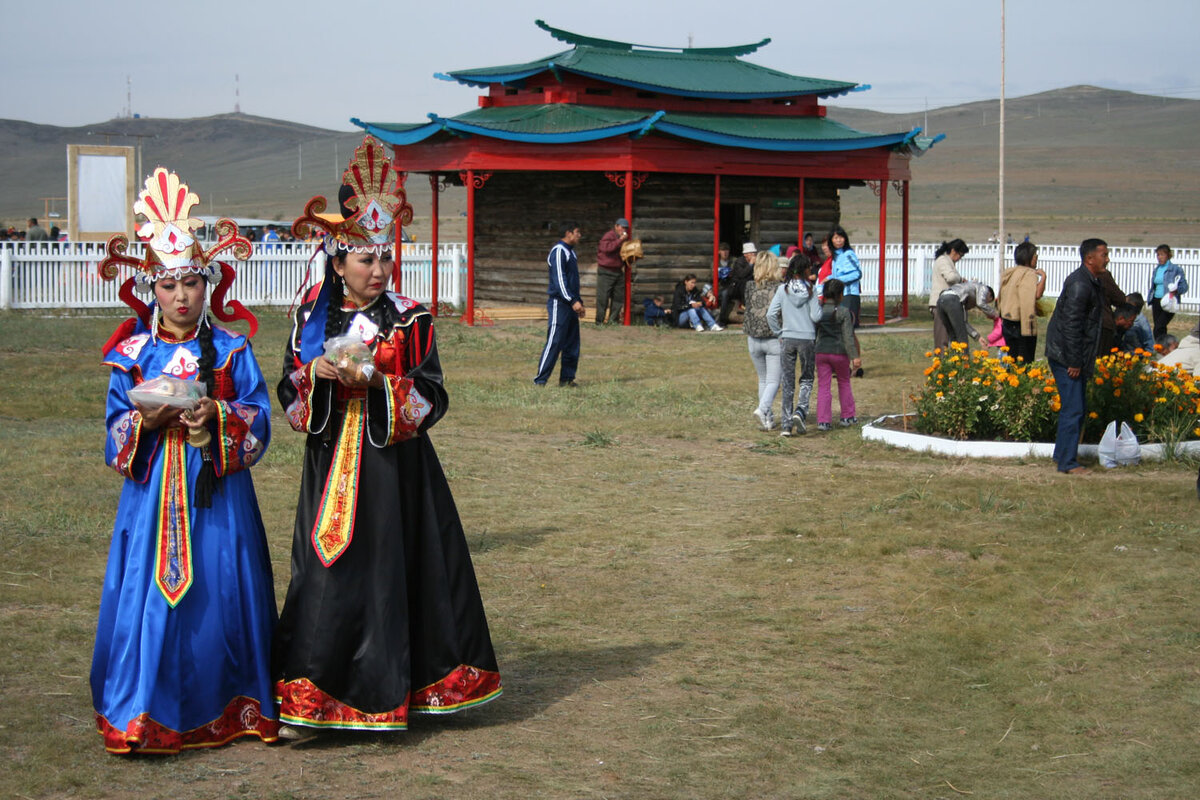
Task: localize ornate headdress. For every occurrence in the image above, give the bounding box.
[292,135,413,255]
[98,168,258,337]
[292,136,413,362]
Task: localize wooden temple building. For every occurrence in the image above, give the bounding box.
[354,20,941,324]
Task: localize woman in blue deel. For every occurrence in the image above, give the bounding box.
[91,168,278,754]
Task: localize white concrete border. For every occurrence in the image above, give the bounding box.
[862,414,1200,462]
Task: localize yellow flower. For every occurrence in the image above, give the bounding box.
[1088,411,1099,419]
[1134,413,1144,422]
[1009,376,1020,387]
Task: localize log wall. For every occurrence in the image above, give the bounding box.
[472,171,848,308]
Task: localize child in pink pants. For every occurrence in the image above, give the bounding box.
[814,279,862,430]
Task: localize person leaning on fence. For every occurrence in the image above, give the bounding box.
[997,240,1046,363]
[929,238,969,350]
[936,280,998,346]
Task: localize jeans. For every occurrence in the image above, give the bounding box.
[1049,358,1086,471]
[779,337,815,422]
[747,336,782,418]
[678,307,717,329]
[815,352,855,424]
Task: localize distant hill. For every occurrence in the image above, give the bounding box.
[827,85,1200,245]
[2,86,1196,246]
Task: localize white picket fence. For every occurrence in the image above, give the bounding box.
[850,242,1199,312]
[2,241,1196,313]
[0,241,467,310]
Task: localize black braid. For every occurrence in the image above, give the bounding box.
[324,256,347,341]
[194,313,219,508]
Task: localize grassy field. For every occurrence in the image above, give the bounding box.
[1,309,1198,799]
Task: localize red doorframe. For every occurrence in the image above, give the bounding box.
[877,181,887,325]
[797,177,805,250]
[465,169,476,325]
[711,175,721,295]
[429,173,440,316]
[623,169,634,325]
[901,180,910,318]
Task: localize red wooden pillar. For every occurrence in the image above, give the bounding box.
[393,174,405,294]
[901,180,910,319]
[465,169,476,326]
[712,175,721,295]
[428,173,440,316]
[623,169,634,325]
[877,181,888,325]
[797,177,805,250]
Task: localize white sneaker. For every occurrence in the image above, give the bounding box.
[752,408,770,431]
[709,324,724,332]
[694,324,704,332]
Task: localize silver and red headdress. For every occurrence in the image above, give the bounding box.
[98,167,258,336]
[292,135,413,256]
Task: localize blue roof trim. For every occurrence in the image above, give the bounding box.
[553,66,857,100]
[436,114,658,144]
[653,120,915,152]
[436,67,546,89]
[633,110,666,139]
[351,118,445,145]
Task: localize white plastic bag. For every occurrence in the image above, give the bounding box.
[1098,420,1140,469]
[1114,421,1141,466]
[1098,421,1119,469]
[1162,292,1181,314]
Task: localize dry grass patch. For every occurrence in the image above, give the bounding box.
[1,310,1198,798]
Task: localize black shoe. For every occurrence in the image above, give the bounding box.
[560,380,578,388]
[854,367,864,378]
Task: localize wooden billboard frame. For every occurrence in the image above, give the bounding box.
[67,144,136,242]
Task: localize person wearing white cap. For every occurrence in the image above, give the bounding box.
[718,242,757,326]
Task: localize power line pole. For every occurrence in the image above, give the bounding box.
[997,0,1006,289]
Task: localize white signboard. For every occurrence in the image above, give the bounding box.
[68,145,135,241]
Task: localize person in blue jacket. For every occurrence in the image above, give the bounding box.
[1147,243,1188,340]
[829,226,862,327]
[534,221,585,386]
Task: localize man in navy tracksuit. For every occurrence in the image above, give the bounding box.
[534,222,585,386]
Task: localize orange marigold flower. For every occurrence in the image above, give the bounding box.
[1134,413,1144,422]
[1088,411,1099,419]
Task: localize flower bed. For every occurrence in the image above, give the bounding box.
[909,343,1200,448]
[862,413,1200,462]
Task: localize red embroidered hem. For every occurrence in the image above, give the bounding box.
[276,665,502,730]
[96,696,279,755]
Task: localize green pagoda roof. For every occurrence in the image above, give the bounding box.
[434,20,860,100]
[352,104,940,153]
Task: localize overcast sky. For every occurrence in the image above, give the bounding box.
[3,0,1196,130]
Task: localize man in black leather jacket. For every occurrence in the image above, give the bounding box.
[1044,238,1107,474]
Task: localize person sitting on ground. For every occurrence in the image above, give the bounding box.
[642,295,670,327]
[718,243,756,326]
[672,274,723,332]
[1158,320,1199,374]
[1157,334,1179,357]
[935,280,998,346]
[1120,292,1155,353]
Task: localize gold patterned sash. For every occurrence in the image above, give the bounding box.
[310,398,365,566]
[155,429,193,606]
